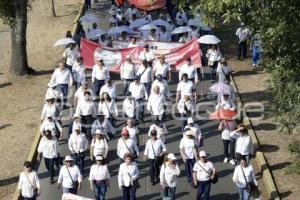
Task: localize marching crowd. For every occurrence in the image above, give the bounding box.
[17,1,260,200]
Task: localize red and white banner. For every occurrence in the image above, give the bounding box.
[128,0,166,11]
[80,38,202,73]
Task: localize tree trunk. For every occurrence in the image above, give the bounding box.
[10,0,30,75]
[50,0,56,17]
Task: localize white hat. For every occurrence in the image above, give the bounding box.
[81,80,88,85]
[47,82,57,88]
[65,155,73,161]
[199,150,207,157]
[167,153,176,160]
[184,130,194,136]
[187,117,194,124]
[126,55,131,59]
[46,113,53,118]
[95,129,103,135]
[95,155,104,161]
[46,93,56,100]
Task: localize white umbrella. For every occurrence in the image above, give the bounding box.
[88,29,106,40]
[107,26,132,35]
[53,38,76,47]
[188,18,201,27]
[151,19,170,28]
[198,35,221,44]
[79,14,99,23]
[139,24,159,31]
[171,26,192,34]
[130,19,148,28]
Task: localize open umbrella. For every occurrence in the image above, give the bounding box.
[139,24,159,31]
[188,18,201,27]
[198,35,221,44]
[88,29,106,40]
[209,83,231,94]
[53,38,76,47]
[79,14,99,23]
[171,26,192,34]
[151,19,170,27]
[130,19,149,28]
[107,26,132,35]
[209,109,237,120]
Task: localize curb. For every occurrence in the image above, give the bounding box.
[231,74,280,200]
[11,1,86,200]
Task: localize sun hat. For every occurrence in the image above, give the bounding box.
[96,155,104,161]
[187,117,194,124]
[65,155,73,161]
[167,153,176,160]
[199,150,207,157]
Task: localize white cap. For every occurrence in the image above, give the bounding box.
[184,130,194,136]
[167,153,176,160]
[47,82,57,88]
[187,117,194,124]
[65,155,73,161]
[46,93,56,100]
[95,129,103,135]
[199,150,207,157]
[95,155,104,161]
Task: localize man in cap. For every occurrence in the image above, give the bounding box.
[185,117,203,148]
[63,43,80,71]
[120,55,136,95]
[100,78,116,100]
[139,44,155,63]
[153,55,171,82]
[92,59,110,99]
[67,113,81,139]
[179,57,199,84]
[236,22,250,60]
[40,113,62,138]
[74,80,94,109]
[117,129,139,161]
[45,81,63,107]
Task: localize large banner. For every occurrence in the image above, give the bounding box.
[80,38,202,73]
[128,0,166,11]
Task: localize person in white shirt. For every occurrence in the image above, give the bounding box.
[41,95,62,123]
[98,92,118,125]
[142,10,152,22]
[179,57,199,84]
[176,10,187,26]
[122,119,139,146]
[235,125,253,164]
[45,82,63,107]
[125,4,139,19]
[120,56,136,95]
[232,157,257,200]
[180,129,197,183]
[215,93,236,111]
[40,115,62,139]
[72,57,86,90]
[236,22,250,60]
[147,86,166,122]
[128,37,139,48]
[117,129,139,161]
[160,153,180,200]
[50,62,73,107]
[148,29,158,41]
[153,55,171,81]
[63,43,79,71]
[206,45,221,82]
[151,74,170,99]
[229,125,243,165]
[68,127,88,175]
[89,155,110,200]
[176,73,196,103]
[37,130,59,184]
[148,120,168,144]
[75,91,96,139]
[90,129,109,160]
[216,58,232,83]
[158,26,172,42]
[57,155,82,194]
[177,95,196,131]
[128,76,148,123]
[144,130,166,185]
[185,117,202,148]
[67,114,82,139]
[178,32,191,43]
[139,44,155,63]
[119,31,130,42]
[18,161,40,200]
[92,59,110,98]
[190,25,200,39]
[137,60,153,96]
[193,151,216,200]
[122,92,139,122]
[218,119,237,164]
[74,81,94,108]
[91,114,115,140]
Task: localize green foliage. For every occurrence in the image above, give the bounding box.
[176,0,300,134]
[288,141,300,155]
[285,160,300,175]
[0,0,31,26]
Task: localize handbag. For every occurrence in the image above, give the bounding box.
[196,162,218,184]
[208,60,214,66]
[24,172,39,197]
[122,138,138,159]
[127,171,141,188]
[66,166,79,189]
[241,166,260,198]
[150,140,165,165]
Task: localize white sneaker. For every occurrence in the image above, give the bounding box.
[223,157,228,163]
[229,159,236,165]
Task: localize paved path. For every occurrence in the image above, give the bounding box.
[37,1,238,199]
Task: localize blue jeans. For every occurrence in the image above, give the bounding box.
[73,153,85,175]
[238,186,250,200]
[238,41,247,59]
[123,79,133,95]
[185,159,195,183]
[94,79,105,98]
[94,181,108,200]
[252,45,260,65]
[136,99,145,121]
[122,185,137,200]
[57,84,68,106]
[142,82,151,96]
[180,114,188,131]
[209,61,218,81]
[163,186,176,200]
[197,180,211,200]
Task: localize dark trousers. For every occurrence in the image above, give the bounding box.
[123,79,133,95]
[142,82,151,96]
[94,181,108,200]
[185,159,195,183]
[222,139,230,159]
[149,159,160,184]
[81,115,93,139]
[197,180,211,200]
[63,186,78,194]
[57,84,68,106]
[94,79,105,98]
[122,185,137,200]
[210,61,218,81]
[230,138,236,160]
[238,41,247,60]
[181,114,188,131]
[73,153,85,175]
[22,197,36,200]
[163,186,176,200]
[44,157,55,180]
[85,0,91,10]
[136,99,145,121]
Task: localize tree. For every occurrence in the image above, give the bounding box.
[175,0,300,133]
[0,0,33,75]
[50,0,56,17]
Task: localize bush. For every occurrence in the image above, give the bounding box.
[285,160,300,175]
[288,141,300,155]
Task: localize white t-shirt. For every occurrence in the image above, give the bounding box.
[193,161,215,181]
[89,164,110,181]
[177,80,195,99]
[179,137,196,159]
[91,138,108,157]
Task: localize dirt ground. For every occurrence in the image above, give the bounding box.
[0,0,81,199]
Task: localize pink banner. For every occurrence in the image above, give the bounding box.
[80,38,202,73]
[128,0,166,11]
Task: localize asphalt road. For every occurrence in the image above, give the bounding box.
[36,1,239,199]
